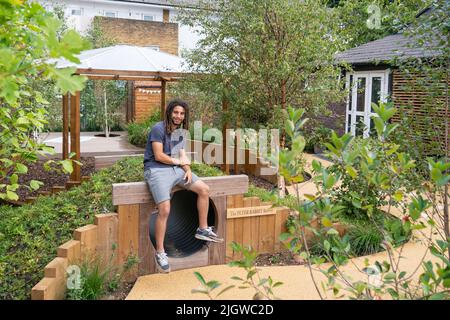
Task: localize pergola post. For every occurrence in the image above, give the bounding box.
[62,94,69,160]
[69,91,81,182]
[160,79,166,120]
[222,92,230,174]
[234,117,240,175]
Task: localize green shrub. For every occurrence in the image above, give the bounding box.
[127,111,220,148]
[67,260,108,300]
[309,210,412,259]
[189,124,215,142]
[245,185,298,210]
[0,155,223,299]
[66,251,138,300]
[347,222,384,256]
[126,111,161,147]
[190,163,224,177]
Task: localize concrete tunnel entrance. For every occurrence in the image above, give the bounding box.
[149,190,216,257]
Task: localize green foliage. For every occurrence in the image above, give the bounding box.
[228,242,283,300]
[0,0,90,201]
[276,106,309,185]
[81,80,128,134]
[192,241,284,300]
[127,111,161,147]
[389,0,449,164]
[278,98,449,300]
[66,251,138,300]
[324,102,422,219]
[245,184,298,210]
[306,125,333,153]
[67,260,109,300]
[332,0,431,49]
[85,16,117,49]
[189,123,215,143]
[79,16,126,134]
[191,272,235,299]
[190,163,224,177]
[176,0,346,131]
[307,214,404,259]
[419,241,450,300]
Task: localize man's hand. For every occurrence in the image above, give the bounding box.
[180,155,191,166]
[172,157,191,166]
[183,169,192,184]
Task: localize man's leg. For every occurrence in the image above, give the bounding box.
[189,180,223,242]
[189,180,210,229]
[155,200,170,253]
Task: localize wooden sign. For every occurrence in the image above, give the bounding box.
[227,205,275,219]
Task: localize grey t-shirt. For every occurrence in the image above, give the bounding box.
[143,121,186,170]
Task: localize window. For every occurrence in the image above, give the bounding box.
[105,11,117,18]
[143,15,154,21]
[71,8,82,16]
[345,70,390,138]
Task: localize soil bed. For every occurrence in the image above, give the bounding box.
[12,157,95,202]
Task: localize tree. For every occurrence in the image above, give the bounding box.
[32,2,70,132]
[82,17,127,136]
[176,0,346,196]
[179,0,346,128]
[331,0,431,49]
[0,0,90,201]
[280,103,449,300]
[389,0,449,256]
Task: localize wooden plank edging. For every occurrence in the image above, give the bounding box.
[112,175,249,205]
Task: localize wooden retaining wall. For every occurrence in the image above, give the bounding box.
[189,140,277,182]
[225,195,290,261]
[93,140,276,183]
[31,175,292,300]
[31,212,118,300]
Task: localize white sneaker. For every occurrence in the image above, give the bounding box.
[154,252,170,273]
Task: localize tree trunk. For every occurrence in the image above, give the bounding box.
[104,88,109,138]
[277,81,287,198]
[445,63,449,259]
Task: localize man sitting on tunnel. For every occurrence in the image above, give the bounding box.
[143,99,224,273]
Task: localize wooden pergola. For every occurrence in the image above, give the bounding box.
[56,45,234,183]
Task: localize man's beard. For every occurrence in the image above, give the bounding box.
[171,118,182,128]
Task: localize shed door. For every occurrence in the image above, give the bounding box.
[346,71,389,138]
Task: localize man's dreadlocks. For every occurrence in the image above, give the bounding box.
[164,99,189,134]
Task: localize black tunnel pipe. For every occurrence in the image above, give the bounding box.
[149,190,216,257]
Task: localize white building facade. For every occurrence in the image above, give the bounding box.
[37,0,201,55]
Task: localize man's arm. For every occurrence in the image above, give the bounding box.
[179,149,191,173]
[152,142,188,166]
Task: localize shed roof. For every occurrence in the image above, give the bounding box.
[335,5,444,66]
[112,0,201,8]
[335,33,442,65]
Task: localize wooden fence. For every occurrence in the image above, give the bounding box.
[225,194,290,261]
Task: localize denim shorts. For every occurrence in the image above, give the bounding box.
[144,166,199,205]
